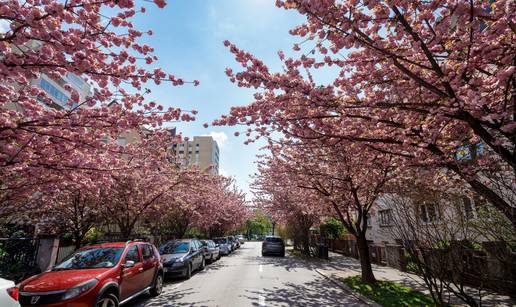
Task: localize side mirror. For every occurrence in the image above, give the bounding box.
[123,260,135,268]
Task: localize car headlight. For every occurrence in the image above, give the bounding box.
[62,279,98,301]
[172,258,184,267]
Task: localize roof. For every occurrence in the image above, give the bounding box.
[83,241,146,249]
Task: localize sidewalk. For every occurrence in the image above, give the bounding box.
[315,252,515,307]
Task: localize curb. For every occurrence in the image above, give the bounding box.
[315,269,382,307]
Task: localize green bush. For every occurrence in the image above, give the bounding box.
[340,275,436,307]
[319,218,346,239]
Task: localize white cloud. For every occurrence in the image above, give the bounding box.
[204,131,228,148]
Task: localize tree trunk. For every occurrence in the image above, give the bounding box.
[356,233,377,283]
[73,231,84,250]
[302,234,310,256]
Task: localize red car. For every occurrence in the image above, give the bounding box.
[18,241,163,307]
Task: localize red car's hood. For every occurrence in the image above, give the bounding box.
[21,269,109,292]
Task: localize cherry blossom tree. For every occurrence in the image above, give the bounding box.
[214,0,515,225]
[253,139,397,283]
[0,0,197,214]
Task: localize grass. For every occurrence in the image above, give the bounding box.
[340,275,436,307]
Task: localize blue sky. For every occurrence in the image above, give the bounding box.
[133,1,305,199]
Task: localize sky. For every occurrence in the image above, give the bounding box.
[131,0,306,200]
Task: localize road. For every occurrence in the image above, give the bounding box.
[128,241,364,307]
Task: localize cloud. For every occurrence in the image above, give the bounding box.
[203,131,228,148]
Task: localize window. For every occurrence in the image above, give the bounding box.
[55,247,124,269]
[124,245,140,263]
[191,241,198,251]
[379,209,392,226]
[141,244,154,261]
[420,203,439,223]
[462,197,475,220]
[66,73,85,90]
[39,78,70,107]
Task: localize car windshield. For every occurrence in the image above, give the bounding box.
[54,247,124,270]
[213,238,226,244]
[266,237,283,243]
[159,241,190,254]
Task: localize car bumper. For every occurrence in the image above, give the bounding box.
[20,289,97,307]
[262,247,284,254]
[163,263,187,275]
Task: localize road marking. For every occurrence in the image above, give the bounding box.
[258,293,266,306]
[259,264,263,272]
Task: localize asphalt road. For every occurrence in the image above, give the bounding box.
[128,241,364,307]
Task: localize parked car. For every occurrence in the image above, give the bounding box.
[236,235,245,245]
[0,278,20,307]
[18,241,163,307]
[200,240,220,263]
[262,236,285,257]
[212,237,231,255]
[159,239,205,279]
[228,236,237,250]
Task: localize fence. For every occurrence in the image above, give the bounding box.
[0,237,40,281]
[55,245,75,264]
[327,237,515,295]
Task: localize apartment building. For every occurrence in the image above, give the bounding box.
[5,40,91,110]
[171,136,220,174]
[34,73,91,109]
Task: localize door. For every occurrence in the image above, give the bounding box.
[120,245,146,300]
[191,241,201,269]
[140,244,157,288]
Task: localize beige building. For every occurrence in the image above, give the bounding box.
[171,136,220,174]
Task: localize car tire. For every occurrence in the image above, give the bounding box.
[200,257,206,270]
[184,263,192,280]
[96,293,119,307]
[149,272,163,297]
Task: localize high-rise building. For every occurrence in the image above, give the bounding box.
[171,136,220,174]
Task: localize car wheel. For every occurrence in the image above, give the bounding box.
[184,263,192,280]
[96,293,119,307]
[200,257,206,270]
[149,272,163,297]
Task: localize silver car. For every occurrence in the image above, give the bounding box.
[213,237,231,255]
[262,236,285,257]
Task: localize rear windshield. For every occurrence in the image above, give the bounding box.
[213,238,227,244]
[159,241,190,254]
[266,237,283,243]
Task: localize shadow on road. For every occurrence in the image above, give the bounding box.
[242,277,364,307]
[131,287,212,307]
